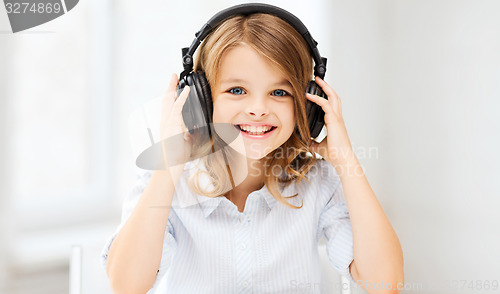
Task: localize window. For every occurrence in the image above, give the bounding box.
[6,0,113,230]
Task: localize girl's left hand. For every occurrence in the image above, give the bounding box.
[305,76,356,166]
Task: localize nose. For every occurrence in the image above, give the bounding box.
[245,95,269,117]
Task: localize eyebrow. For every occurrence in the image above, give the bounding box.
[219,78,292,87]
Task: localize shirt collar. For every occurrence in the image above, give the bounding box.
[198,195,224,218]
[198,180,299,218]
[191,187,271,218]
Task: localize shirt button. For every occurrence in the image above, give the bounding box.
[240,243,247,250]
[242,281,250,288]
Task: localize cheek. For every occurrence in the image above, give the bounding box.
[212,100,228,123]
[283,102,295,129]
[211,103,220,123]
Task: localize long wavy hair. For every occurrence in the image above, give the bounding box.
[186,13,319,209]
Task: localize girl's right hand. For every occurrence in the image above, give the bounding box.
[160,74,192,172]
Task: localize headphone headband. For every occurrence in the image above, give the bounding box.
[180,3,327,81]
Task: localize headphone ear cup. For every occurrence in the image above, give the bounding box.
[182,72,212,135]
[304,80,327,139]
[192,72,213,126]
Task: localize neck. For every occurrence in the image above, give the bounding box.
[222,147,266,202]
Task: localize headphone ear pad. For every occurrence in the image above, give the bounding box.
[192,72,213,125]
[182,72,212,134]
[304,80,327,139]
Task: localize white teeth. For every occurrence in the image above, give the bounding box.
[240,125,272,133]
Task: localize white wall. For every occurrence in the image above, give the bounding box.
[331,0,500,293]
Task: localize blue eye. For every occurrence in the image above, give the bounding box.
[228,87,246,95]
[272,89,289,97]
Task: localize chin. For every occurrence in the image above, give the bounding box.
[226,147,268,161]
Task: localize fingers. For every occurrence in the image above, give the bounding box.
[306,92,333,115]
[167,73,179,93]
[162,73,190,115]
[307,77,343,117]
[162,74,179,111]
[175,86,195,141]
[315,76,339,99]
[161,74,190,136]
[172,85,190,114]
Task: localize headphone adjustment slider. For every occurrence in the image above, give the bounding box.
[321,57,327,67]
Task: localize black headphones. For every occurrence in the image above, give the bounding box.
[177,3,329,140]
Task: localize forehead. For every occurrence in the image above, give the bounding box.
[217,44,291,88]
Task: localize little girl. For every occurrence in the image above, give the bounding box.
[102,4,404,294]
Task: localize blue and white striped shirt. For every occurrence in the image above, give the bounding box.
[101,159,354,293]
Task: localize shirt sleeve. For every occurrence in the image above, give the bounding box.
[100,168,178,288]
[316,160,356,284]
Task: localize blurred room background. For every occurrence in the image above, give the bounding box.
[1,0,499,293]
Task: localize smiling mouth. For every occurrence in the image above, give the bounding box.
[234,124,277,136]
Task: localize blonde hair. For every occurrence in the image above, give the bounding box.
[187,13,318,209]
